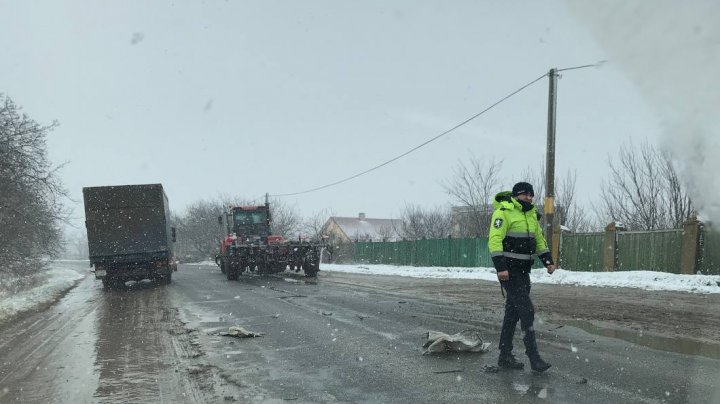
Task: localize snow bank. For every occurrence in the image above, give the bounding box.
[0,265,86,323]
[185,260,217,266]
[322,264,720,294]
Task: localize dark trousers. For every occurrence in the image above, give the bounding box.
[498,271,535,354]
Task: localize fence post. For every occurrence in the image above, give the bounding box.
[603,222,623,272]
[680,216,702,275]
[551,225,561,266]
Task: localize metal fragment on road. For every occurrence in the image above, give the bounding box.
[220,326,264,338]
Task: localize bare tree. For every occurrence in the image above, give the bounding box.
[659,150,695,228]
[519,162,605,232]
[397,204,453,240]
[555,170,597,232]
[375,224,398,242]
[441,156,503,237]
[600,140,694,230]
[0,94,67,275]
[269,198,302,239]
[61,230,89,259]
[302,208,335,241]
[173,200,226,261]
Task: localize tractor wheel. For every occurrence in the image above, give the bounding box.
[226,265,238,281]
[302,259,319,278]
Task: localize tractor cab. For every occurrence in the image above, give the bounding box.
[231,206,271,239]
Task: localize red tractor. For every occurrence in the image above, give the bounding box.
[215,198,322,280]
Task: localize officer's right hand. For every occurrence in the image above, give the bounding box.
[497,270,509,281]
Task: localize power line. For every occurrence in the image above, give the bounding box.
[556,61,605,72]
[271,73,546,197]
[271,64,600,198]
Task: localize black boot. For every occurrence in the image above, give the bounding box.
[498,315,523,369]
[498,353,524,369]
[523,331,551,372]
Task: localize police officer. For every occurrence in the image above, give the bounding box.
[488,182,554,372]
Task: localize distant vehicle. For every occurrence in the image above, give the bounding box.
[215,195,323,280]
[83,184,177,289]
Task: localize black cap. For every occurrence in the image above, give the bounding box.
[512,182,534,197]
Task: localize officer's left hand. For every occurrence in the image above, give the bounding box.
[546,265,555,275]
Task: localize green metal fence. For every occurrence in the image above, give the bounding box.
[348,224,716,274]
[699,227,720,275]
[353,238,551,268]
[560,233,604,271]
[616,229,683,272]
[354,238,493,267]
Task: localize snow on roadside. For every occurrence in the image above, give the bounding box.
[321,264,720,294]
[0,264,86,323]
[184,260,217,267]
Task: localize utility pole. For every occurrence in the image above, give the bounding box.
[544,68,558,255]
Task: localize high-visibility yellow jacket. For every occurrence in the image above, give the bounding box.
[488,191,552,272]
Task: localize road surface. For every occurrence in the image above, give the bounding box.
[0,261,718,403]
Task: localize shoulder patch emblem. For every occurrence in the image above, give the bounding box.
[493,218,504,229]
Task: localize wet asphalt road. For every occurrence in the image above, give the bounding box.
[0,262,718,403]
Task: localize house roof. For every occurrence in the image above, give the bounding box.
[330,216,401,241]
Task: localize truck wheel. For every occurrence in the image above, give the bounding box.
[102,278,112,290]
[163,273,172,284]
[220,259,228,274]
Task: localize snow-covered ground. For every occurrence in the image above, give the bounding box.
[0,260,87,324]
[184,260,720,294]
[321,264,720,294]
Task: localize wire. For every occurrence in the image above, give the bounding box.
[271,72,548,197]
[271,63,600,198]
[556,61,605,73]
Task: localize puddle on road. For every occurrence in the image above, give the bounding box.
[560,320,720,360]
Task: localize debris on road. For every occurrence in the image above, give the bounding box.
[433,369,464,374]
[422,329,491,355]
[220,326,264,338]
[482,365,499,373]
[322,311,333,316]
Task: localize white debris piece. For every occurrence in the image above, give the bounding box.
[422,329,491,355]
[221,326,264,338]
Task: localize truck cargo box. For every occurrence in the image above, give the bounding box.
[83,183,174,264]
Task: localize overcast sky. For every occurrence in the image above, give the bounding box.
[1,0,716,228]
